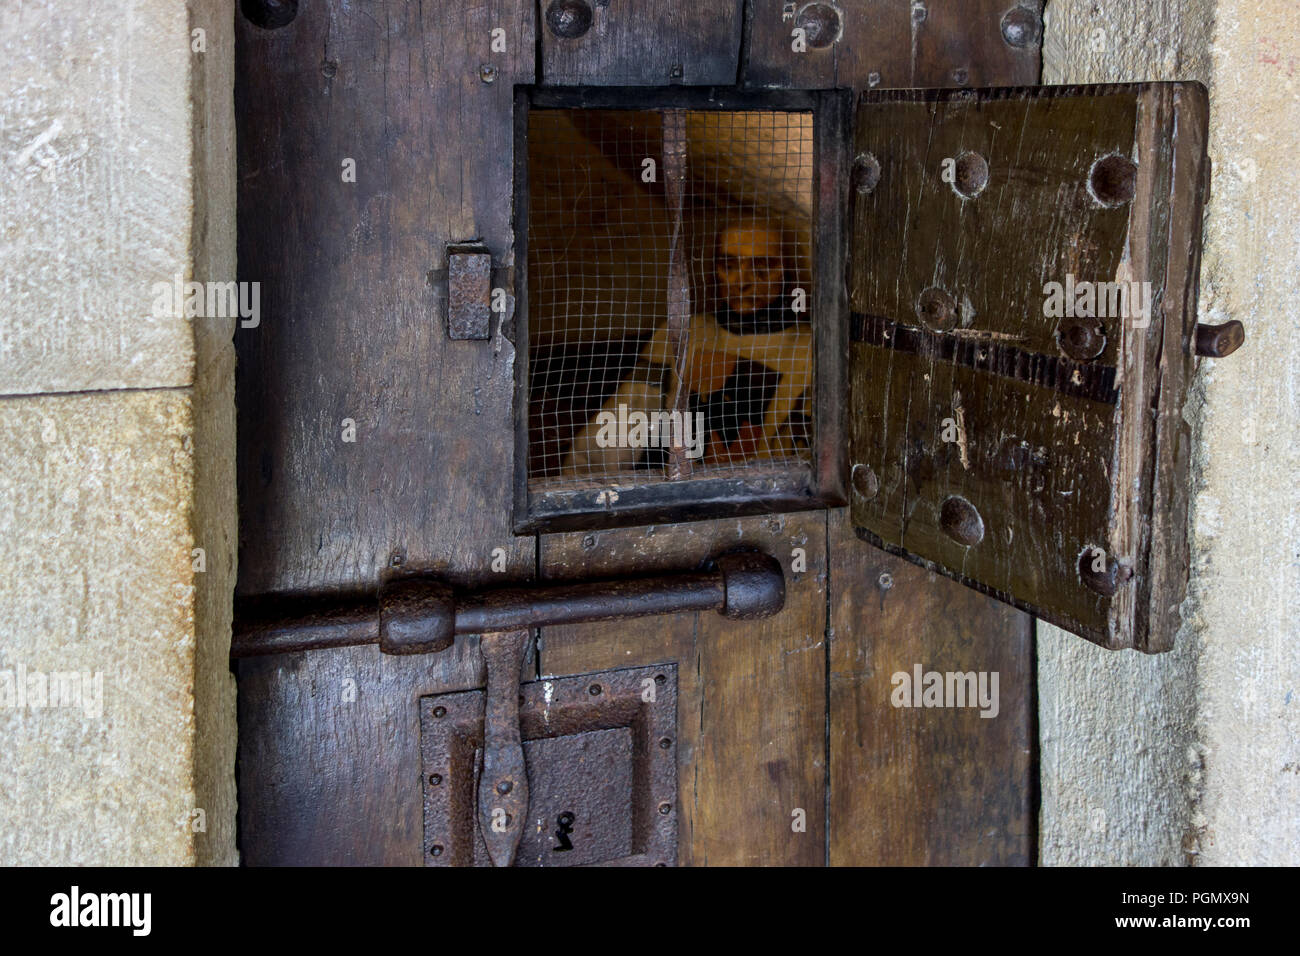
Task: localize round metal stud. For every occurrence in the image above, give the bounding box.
[1088,154,1138,206]
[1000,6,1042,48]
[546,0,593,39]
[795,3,843,48]
[940,496,984,546]
[916,287,961,332]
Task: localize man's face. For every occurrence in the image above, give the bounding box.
[716,223,785,314]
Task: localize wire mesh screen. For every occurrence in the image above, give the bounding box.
[526,108,815,490]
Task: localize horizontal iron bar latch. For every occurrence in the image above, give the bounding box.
[232,551,785,867]
[231,550,786,659]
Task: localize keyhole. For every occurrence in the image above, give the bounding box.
[553,811,576,852]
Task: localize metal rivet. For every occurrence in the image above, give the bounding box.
[241,0,298,29]
[916,287,960,332]
[390,550,404,567]
[1078,546,1131,596]
[659,737,673,749]
[852,152,881,196]
[496,779,513,795]
[1088,154,1138,206]
[795,2,842,48]
[950,67,969,85]
[321,59,338,79]
[851,463,880,501]
[589,683,602,696]
[952,151,989,199]
[669,63,684,79]
[430,844,444,857]
[433,705,447,718]
[911,2,928,24]
[658,802,672,815]
[429,773,442,786]
[878,572,893,590]
[1001,6,1042,48]
[940,496,984,546]
[582,534,597,549]
[1059,321,1107,361]
[546,0,593,39]
[479,63,497,83]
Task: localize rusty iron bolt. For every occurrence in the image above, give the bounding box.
[1001,6,1042,48]
[1078,547,1132,596]
[916,287,961,332]
[546,0,593,39]
[940,496,985,547]
[1088,154,1138,206]
[1059,321,1107,361]
[242,0,298,30]
[952,151,989,199]
[795,3,843,48]
[1194,320,1245,358]
[852,153,882,196]
[851,462,880,501]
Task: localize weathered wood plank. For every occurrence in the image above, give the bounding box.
[235,0,535,598]
[848,84,1209,650]
[539,0,743,86]
[539,513,827,866]
[827,509,1033,865]
[741,1,1041,865]
[742,0,1041,90]
[233,0,536,864]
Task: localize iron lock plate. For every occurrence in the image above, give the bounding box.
[421,663,678,867]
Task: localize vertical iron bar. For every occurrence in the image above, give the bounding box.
[662,109,693,479]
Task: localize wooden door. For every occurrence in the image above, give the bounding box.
[231,0,1044,866]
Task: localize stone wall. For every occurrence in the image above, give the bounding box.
[1041,0,1300,865]
[0,0,237,865]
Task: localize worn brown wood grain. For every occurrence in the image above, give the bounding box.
[743,0,1042,865]
[827,509,1033,865]
[742,0,1041,90]
[234,0,536,864]
[539,0,743,86]
[848,84,1209,651]
[539,514,827,866]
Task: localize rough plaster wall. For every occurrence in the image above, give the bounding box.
[1041,0,1300,865]
[1187,0,1300,865]
[0,0,237,864]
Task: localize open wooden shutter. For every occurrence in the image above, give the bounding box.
[847,83,1212,652]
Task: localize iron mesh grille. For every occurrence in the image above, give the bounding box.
[526,108,815,490]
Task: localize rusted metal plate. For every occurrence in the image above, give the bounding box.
[848,83,1210,652]
[421,664,677,866]
[447,244,493,340]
